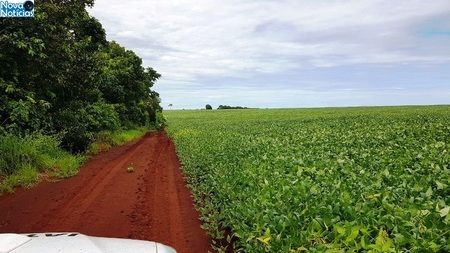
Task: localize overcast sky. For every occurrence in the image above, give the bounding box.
[88,0,450,109]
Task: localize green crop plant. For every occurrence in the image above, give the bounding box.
[165,106,450,252]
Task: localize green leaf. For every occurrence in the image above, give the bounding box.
[375,228,388,245]
[439,206,450,218]
[257,236,271,245]
[334,225,346,236]
[5,85,15,93]
[360,235,369,249]
[26,96,36,104]
[345,228,359,243]
[381,238,393,252]
[325,249,344,253]
[425,187,433,197]
[16,41,26,48]
[367,193,381,199]
[436,181,445,190]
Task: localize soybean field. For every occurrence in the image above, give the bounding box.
[165,106,450,252]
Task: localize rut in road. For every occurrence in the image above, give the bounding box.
[0,132,212,253]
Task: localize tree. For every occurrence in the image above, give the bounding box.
[98,41,161,128]
[205,104,212,110]
[0,0,163,153]
[0,0,106,138]
[217,105,249,110]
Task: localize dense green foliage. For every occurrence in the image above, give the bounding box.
[165,106,450,252]
[0,0,163,153]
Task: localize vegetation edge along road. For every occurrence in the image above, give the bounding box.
[165,105,450,252]
[0,128,152,194]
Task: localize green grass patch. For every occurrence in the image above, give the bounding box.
[1,164,40,193]
[0,134,84,194]
[88,127,150,154]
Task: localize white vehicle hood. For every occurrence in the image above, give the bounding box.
[0,233,176,253]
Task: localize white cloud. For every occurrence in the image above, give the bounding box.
[88,0,450,108]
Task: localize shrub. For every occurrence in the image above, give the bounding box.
[57,102,121,153]
[84,102,121,132]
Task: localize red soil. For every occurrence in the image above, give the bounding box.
[0,132,213,253]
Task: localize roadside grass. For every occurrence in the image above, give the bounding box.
[0,127,152,194]
[0,134,84,194]
[88,127,150,154]
[1,165,39,193]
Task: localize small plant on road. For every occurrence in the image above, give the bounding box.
[127,163,134,173]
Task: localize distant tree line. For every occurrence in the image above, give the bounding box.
[0,0,163,153]
[217,105,249,110]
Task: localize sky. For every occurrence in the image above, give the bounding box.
[88,0,450,109]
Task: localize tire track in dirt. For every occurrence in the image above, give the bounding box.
[38,135,150,230]
[0,132,212,253]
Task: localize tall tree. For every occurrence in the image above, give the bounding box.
[98,41,161,127]
[1,0,163,153]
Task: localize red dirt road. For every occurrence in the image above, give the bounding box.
[0,132,213,253]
